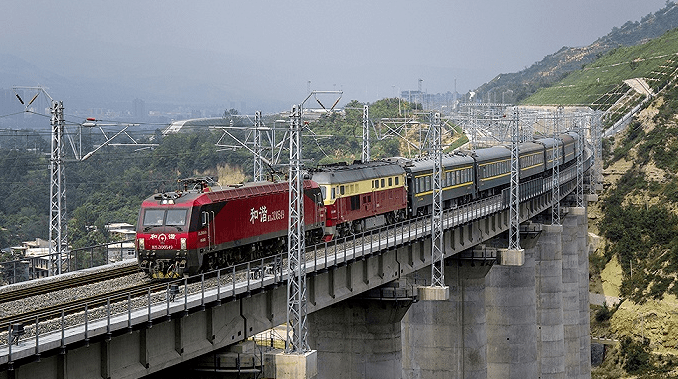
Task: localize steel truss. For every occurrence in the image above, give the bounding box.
[49,100,67,275]
[285,90,342,354]
[552,107,562,225]
[430,112,445,287]
[286,104,309,353]
[362,105,370,162]
[508,108,521,250]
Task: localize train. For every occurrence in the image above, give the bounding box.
[136,132,583,279]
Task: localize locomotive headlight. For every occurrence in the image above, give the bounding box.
[181,238,187,250]
[138,238,145,250]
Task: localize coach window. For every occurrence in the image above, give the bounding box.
[331,187,336,199]
[381,178,385,188]
[340,185,345,195]
[425,176,431,191]
[389,177,393,187]
[395,176,399,185]
[375,180,380,189]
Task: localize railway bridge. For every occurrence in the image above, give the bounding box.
[0,159,594,379]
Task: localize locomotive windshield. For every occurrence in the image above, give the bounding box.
[142,209,188,227]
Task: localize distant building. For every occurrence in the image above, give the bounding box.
[163,117,231,135]
[105,223,136,263]
[9,238,52,280]
[133,98,146,121]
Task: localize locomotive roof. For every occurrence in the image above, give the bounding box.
[143,180,315,206]
[311,161,405,184]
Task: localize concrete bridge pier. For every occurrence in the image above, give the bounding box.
[535,224,565,379]
[307,283,414,379]
[573,207,591,379]
[486,242,538,379]
[401,257,492,379]
[561,208,585,379]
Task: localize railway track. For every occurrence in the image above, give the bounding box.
[0,264,140,305]
[0,281,167,333]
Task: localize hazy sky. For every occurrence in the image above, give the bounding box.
[0,0,670,109]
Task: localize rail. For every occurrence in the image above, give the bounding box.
[0,240,136,286]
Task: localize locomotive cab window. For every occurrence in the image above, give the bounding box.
[143,209,165,226]
[165,209,188,226]
[142,209,187,227]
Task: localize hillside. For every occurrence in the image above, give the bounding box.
[575,31,678,379]
[475,2,678,105]
[588,79,678,378]
[525,27,678,125]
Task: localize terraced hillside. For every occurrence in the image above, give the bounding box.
[584,36,678,379]
[525,27,678,126]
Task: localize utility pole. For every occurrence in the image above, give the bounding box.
[285,90,342,356]
[362,105,370,163]
[253,111,263,181]
[508,108,521,251]
[551,108,562,226]
[418,111,449,300]
[430,112,445,287]
[286,104,308,353]
[575,114,585,208]
[14,86,68,275]
[50,100,67,275]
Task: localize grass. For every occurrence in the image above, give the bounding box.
[524,28,678,107]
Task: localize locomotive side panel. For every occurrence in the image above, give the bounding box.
[313,162,407,237]
[137,181,325,278]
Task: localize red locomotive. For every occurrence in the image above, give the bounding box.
[136,178,325,279]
